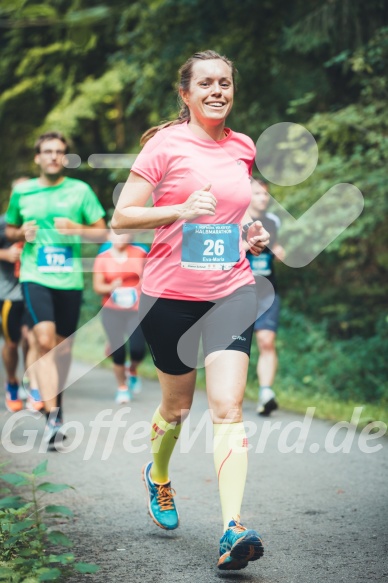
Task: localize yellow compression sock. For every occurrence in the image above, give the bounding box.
[150,408,182,483]
[213,422,248,532]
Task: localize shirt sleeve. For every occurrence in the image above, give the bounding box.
[80,184,106,225]
[246,136,256,176]
[130,130,170,186]
[5,190,22,226]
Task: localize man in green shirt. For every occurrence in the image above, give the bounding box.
[5,131,107,444]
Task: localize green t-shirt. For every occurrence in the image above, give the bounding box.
[5,177,105,290]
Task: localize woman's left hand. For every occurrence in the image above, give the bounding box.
[246,221,270,256]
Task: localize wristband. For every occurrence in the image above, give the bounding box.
[242,221,254,241]
[242,221,255,233]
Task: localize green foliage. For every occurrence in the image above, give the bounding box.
[0,460,99,582]
[275,24,388,339]
[247,306,388,405]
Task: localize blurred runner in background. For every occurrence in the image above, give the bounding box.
[5,131,106,445]
[93,228,148,404]
[246,178,285,416]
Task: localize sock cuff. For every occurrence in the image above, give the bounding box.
[213,421,246,436]
[152,407,180,433]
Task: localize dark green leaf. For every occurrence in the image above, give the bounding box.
[19,547,41,557]
[38,568,62,581]
[37,482,73,493]
[47,530,73,547]
[45,505,73,517]
[74,562,100,573]
[10,518,35,534]
[48,552,74,564]
[0,473,28,486]
[33,460,49,476]
[0,495,24,509]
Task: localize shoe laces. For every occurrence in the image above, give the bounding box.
[229,519,247,534]
[156,483,176,511]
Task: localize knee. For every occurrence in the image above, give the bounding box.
[4,340,18,351]
[56,338,73,357]
[258,333,275,352]
[210,396,243,424]
[36,334,56,354]
[160,401,192,425]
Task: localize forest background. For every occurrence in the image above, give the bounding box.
[0,0,387,424]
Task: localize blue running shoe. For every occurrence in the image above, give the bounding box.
[128,375,142,395]
[26,388,44,413]
[142,461,179,530]
[5,382,23,413]
[217,518,264,570]
[115,385,131,404]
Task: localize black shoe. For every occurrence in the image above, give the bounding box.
[256,388,278,416]
[44,419,66,445]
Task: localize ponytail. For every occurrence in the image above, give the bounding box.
[140,104,190,146]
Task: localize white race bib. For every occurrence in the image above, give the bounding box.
[111,287,138,309]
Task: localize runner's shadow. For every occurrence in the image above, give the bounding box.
[149,531,180,541]
[217,572,265,582]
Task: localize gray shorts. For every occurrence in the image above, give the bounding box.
[253,294,280,333]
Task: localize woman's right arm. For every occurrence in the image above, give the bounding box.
[111,172,217,231]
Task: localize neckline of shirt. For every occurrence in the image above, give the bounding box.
[183,121,232,145]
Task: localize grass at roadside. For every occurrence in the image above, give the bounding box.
[73,316,388,430]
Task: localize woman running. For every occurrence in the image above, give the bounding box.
[112,50,269,571]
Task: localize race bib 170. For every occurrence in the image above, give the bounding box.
[37,246,74,272]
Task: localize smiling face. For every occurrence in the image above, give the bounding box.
[180,59,234,131]
[34,138,67,180]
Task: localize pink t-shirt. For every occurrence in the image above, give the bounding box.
[93,245,147,310]
[131,122,255,301]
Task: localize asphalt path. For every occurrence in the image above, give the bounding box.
[1,361,387,583]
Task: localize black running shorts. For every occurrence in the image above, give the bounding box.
[139,284,258,375]
[22,282,82,338]
[0,299,25,343]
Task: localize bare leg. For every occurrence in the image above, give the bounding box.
[205,350,248,424]
[55,335,74,393]
[20,324,30,370]
[128,360,140,375]
[25,329,39,388]
[113,363,126,386]
[157,368,196,424]
[28,321,58,412]
[54,334,75,417]
[2,341,19,384]
[256,330,277,387]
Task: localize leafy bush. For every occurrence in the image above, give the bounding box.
[247,306,388,404]
[0,461,99,582]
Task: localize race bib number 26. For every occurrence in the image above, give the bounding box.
[181,223,240,270]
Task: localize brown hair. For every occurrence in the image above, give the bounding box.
[140,50,236,145]
[34,131,69,154]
